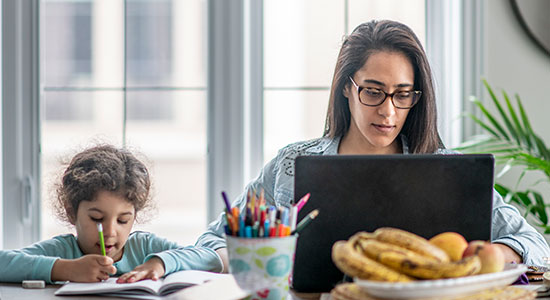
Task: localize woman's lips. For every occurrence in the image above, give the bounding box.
[373,124,395,133]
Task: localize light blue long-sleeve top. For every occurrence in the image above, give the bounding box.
[0,231,223,283]
[196,135,550,266]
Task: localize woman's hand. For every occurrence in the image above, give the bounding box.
[51,255,116,282]
[116,256,165,283]
[493,243,522,264]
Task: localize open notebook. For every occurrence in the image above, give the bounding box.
[54,270,241,300]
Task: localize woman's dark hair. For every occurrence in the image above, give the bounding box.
[55,144,151,224]
[323,20,444,153]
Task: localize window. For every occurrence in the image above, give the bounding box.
[40,0,207,246]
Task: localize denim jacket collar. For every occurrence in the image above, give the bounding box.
[317,134,410,155]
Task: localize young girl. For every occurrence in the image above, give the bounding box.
[0,145,222,283]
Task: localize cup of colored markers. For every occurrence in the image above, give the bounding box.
[222,191,318,300]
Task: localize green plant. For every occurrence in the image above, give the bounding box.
[456,80,550,233]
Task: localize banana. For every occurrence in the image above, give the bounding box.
[331,240,414,282]
[357,239,445,279]
[356,239,481,279]
[348,231,375,245]
[440,255,481,278]
[331,228,481,283]
[373,227,450,263]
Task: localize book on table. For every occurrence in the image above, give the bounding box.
[54,270,235,299]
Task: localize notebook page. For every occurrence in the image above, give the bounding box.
[55,277,164,295]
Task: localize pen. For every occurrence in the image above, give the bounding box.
[97,223,106,256]
[295,193,311,212]
[291,209,319,235]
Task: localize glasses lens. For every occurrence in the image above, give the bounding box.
[359,88,385,105]
[393,91,416,108]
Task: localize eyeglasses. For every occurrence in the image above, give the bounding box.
[349,76,422,109]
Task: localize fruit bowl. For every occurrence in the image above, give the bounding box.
[354,263,527,299]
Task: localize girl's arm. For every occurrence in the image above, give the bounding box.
[0,249,59,283]
[117,232,225,282]
[0,236,72,283]
[0,235,117,283]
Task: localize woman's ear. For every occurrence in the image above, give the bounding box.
[342,82,350,99]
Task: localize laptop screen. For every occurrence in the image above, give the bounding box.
[291,154,494,292]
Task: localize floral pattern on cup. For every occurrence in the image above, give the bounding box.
[226,235,297,300]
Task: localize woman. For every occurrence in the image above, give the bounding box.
[196,20,550,272]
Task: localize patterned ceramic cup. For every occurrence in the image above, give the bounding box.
[225,235,298,300]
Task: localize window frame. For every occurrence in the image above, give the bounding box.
[2,0,42,248]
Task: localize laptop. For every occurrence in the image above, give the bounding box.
[291,154,494,292]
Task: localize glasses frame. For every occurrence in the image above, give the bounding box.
[348,76,421,109]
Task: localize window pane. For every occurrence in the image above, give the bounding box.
[41,91,124,239]
[42,0,124,87]
[44,92,93,121]
[126,0,206,88]
[127,91,206,245]
[348,0,426,45]
[126,91,174,121]
[126,0,173,86]
[263,0,345,88]
[263,90,329,162]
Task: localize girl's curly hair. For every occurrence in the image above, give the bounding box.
[55,144,152,224]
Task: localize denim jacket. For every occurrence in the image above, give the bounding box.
[196,136,550,266]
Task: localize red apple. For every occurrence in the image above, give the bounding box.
[462,240,505,274]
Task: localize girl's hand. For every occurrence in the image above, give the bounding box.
[116,257,165,283]
[52,255,116,282]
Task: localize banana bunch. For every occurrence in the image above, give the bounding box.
[332,227,481,281]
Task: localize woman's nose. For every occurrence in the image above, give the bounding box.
[376,95,397,117]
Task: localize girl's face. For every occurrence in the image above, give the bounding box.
[74,190,135,262]
[343,51,415,154]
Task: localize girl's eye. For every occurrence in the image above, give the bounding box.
[118,220,129,224]
[90,217,102,222]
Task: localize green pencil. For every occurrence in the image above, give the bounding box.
[292,209,319,235]
[97,223,106,256]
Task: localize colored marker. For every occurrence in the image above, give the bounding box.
[295,193,311,212]
[221,191,232,212]
[292,209,319,235]
[97,223,106,256]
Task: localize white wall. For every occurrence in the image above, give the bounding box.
[485,0,550,233]
[486,1,550,134]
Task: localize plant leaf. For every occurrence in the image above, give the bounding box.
[472,98,510,140]
[533,192,548,225]
[502,90,525,147]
